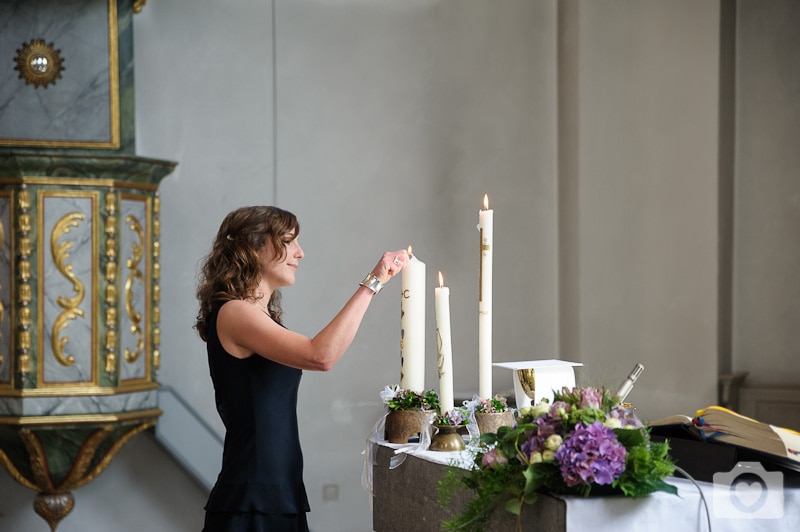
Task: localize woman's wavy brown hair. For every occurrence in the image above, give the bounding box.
[194,206,299,341]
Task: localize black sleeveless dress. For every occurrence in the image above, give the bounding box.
[203,303,310,531]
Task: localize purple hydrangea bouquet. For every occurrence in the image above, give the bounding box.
[438,386,677,531]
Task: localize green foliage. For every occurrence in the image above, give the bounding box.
[614,437,678,497]
[437,386,679,531]
[475,394,509,413]
[438,461,526,532]
[384,388,440,412]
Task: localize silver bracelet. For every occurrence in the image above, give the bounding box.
[359,273,383,294]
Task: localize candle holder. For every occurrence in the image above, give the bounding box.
[429,424,465,452]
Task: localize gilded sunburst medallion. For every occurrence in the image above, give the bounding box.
[14,39,65,89]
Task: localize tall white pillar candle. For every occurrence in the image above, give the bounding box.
[435,271,454,414]
[400,247,426,392]
[478,195,493,399]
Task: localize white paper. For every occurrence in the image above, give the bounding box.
[494,359,583,407]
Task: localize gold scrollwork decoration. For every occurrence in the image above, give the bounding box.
[50,212,87,367]
[123,215,144,364]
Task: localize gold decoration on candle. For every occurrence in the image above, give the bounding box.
[123,215,144,364]
[153,349,161,370]
[479,194,490,302]
[50,212,87,367]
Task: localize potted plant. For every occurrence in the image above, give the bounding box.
[430,406,470,452]
[382,386,439,443]
[474,394,514,434]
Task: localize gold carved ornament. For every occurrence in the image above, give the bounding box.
[123,215,144,364]
[16,187,33,375]
[14,39,65,89]
[104,191,118,374]
[0,422,154,490]
[50,213,87,367]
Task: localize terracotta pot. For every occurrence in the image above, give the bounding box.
[384,409,429,443]
[475,411,514,434]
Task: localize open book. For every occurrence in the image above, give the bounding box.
[648,406,800,476]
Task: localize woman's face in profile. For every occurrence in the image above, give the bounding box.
[260,231,304,288]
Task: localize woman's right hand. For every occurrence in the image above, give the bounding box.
[372,249,409,284]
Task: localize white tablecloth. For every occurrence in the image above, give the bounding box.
[372,437,800,531]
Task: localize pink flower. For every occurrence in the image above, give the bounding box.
[579,388,603,410]
[481,448,509,469]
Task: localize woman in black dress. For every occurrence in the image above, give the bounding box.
[195,206,407,531]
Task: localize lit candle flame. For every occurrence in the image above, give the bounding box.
[438,271,444,289]
[407,245,413,258]
[483,194,489,210]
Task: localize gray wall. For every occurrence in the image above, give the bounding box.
[2,1,798,531]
